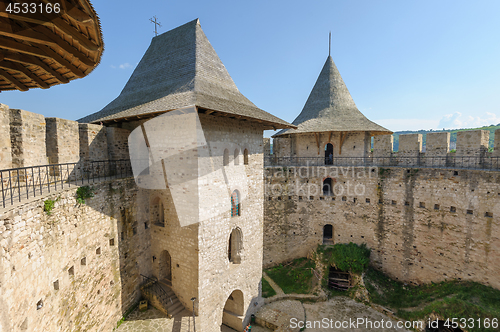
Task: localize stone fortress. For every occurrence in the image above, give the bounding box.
[0,18,499,332]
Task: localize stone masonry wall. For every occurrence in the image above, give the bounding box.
[0,104,11,170]
[196,115,264,332]
[45,118,80,164]
[263,166,500,290]
[9,108,47,168]
[79,124,109,162]
[106,127,131,161]
[0,178,151,332]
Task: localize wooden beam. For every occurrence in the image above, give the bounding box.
[37,45,86,77]
[1,51,69,83]
[0,18,55,45]
[0,12,100,52]
[1,18,94,68]
[0,60,49,88]
[62,1,94,24]
[0,68,28,91]
[0,36,50,58]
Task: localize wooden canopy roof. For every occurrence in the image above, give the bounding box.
[0,0,103,91]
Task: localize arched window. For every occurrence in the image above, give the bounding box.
[323,178,333,196]
[228,228,243,264]
[243,149,249,165]
[223,149,229,166]
[323,224,333,245]
[231,190,240,217]
[150,197,165,227]
[234,149,239,165]
[325,143,334,165]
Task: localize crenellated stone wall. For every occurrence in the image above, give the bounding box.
[9,108,47,168]
[79,124,109,162]
[263,165,500,289]
[45,118,80,164]
[0,104,11,170]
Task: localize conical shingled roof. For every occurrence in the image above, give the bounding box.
[79,19,293,129]
[274,56,391,136]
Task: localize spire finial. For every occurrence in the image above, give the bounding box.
[329,31,331,57]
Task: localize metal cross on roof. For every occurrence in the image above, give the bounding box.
[150,16,162,36]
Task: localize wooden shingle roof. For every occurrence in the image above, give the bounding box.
[0,0,104,91]
[79,19,294,130]
[274,56,391,137]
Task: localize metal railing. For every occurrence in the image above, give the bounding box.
[1,160,132,209]
[265,155,500,170]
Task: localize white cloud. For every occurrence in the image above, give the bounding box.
[438,112,500,129]
[111,63,133,70]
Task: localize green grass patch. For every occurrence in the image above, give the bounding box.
[261,277,276,298]
[364,267,500,332]
[265,257,315,294]
[317,242,371,274]
[43,196,60,215]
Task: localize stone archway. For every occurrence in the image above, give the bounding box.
[323,224,333,245]
[159,250,172,284]
[221,290,244,331]
[325,143,334,165]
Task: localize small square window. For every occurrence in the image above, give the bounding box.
[467,210,473,215]
[434,204,440,210]
[391,200,396,206]
[81,257,86,266]
[450,206,456,213]
[310,196,314,200]
[342,196,347,202]
[298,196,303,201]
[366,198,370,203]
[405,201,410,206]
[353,198,357,203]
[53,280,59,290]
[96,247,101,255]
[485,212,493,218]
[109,238,115,246]
[419,202,425,208]
[68,266,74,276]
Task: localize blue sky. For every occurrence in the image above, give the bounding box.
[1,0,499,134]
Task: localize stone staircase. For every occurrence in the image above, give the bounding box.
[140,276,185,318]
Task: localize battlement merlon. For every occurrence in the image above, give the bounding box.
[0,104,132,171]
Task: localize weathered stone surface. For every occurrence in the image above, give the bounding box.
[9,108,47,168]
[0,104,11,170]
[0,178,150,332]
[79,123,108,162]
[45,117,80,164]
[264,166,500,290]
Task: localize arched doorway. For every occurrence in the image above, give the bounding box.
[323,178,333,196]
[159,250,172,284]
[325,143,334,165]
[221,290,244,331]
[323,224,333,245]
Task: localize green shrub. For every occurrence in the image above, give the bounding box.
[76,186,94,204]
[44,199,56,215]
[322,242,371,274]
[44,196,60,215]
